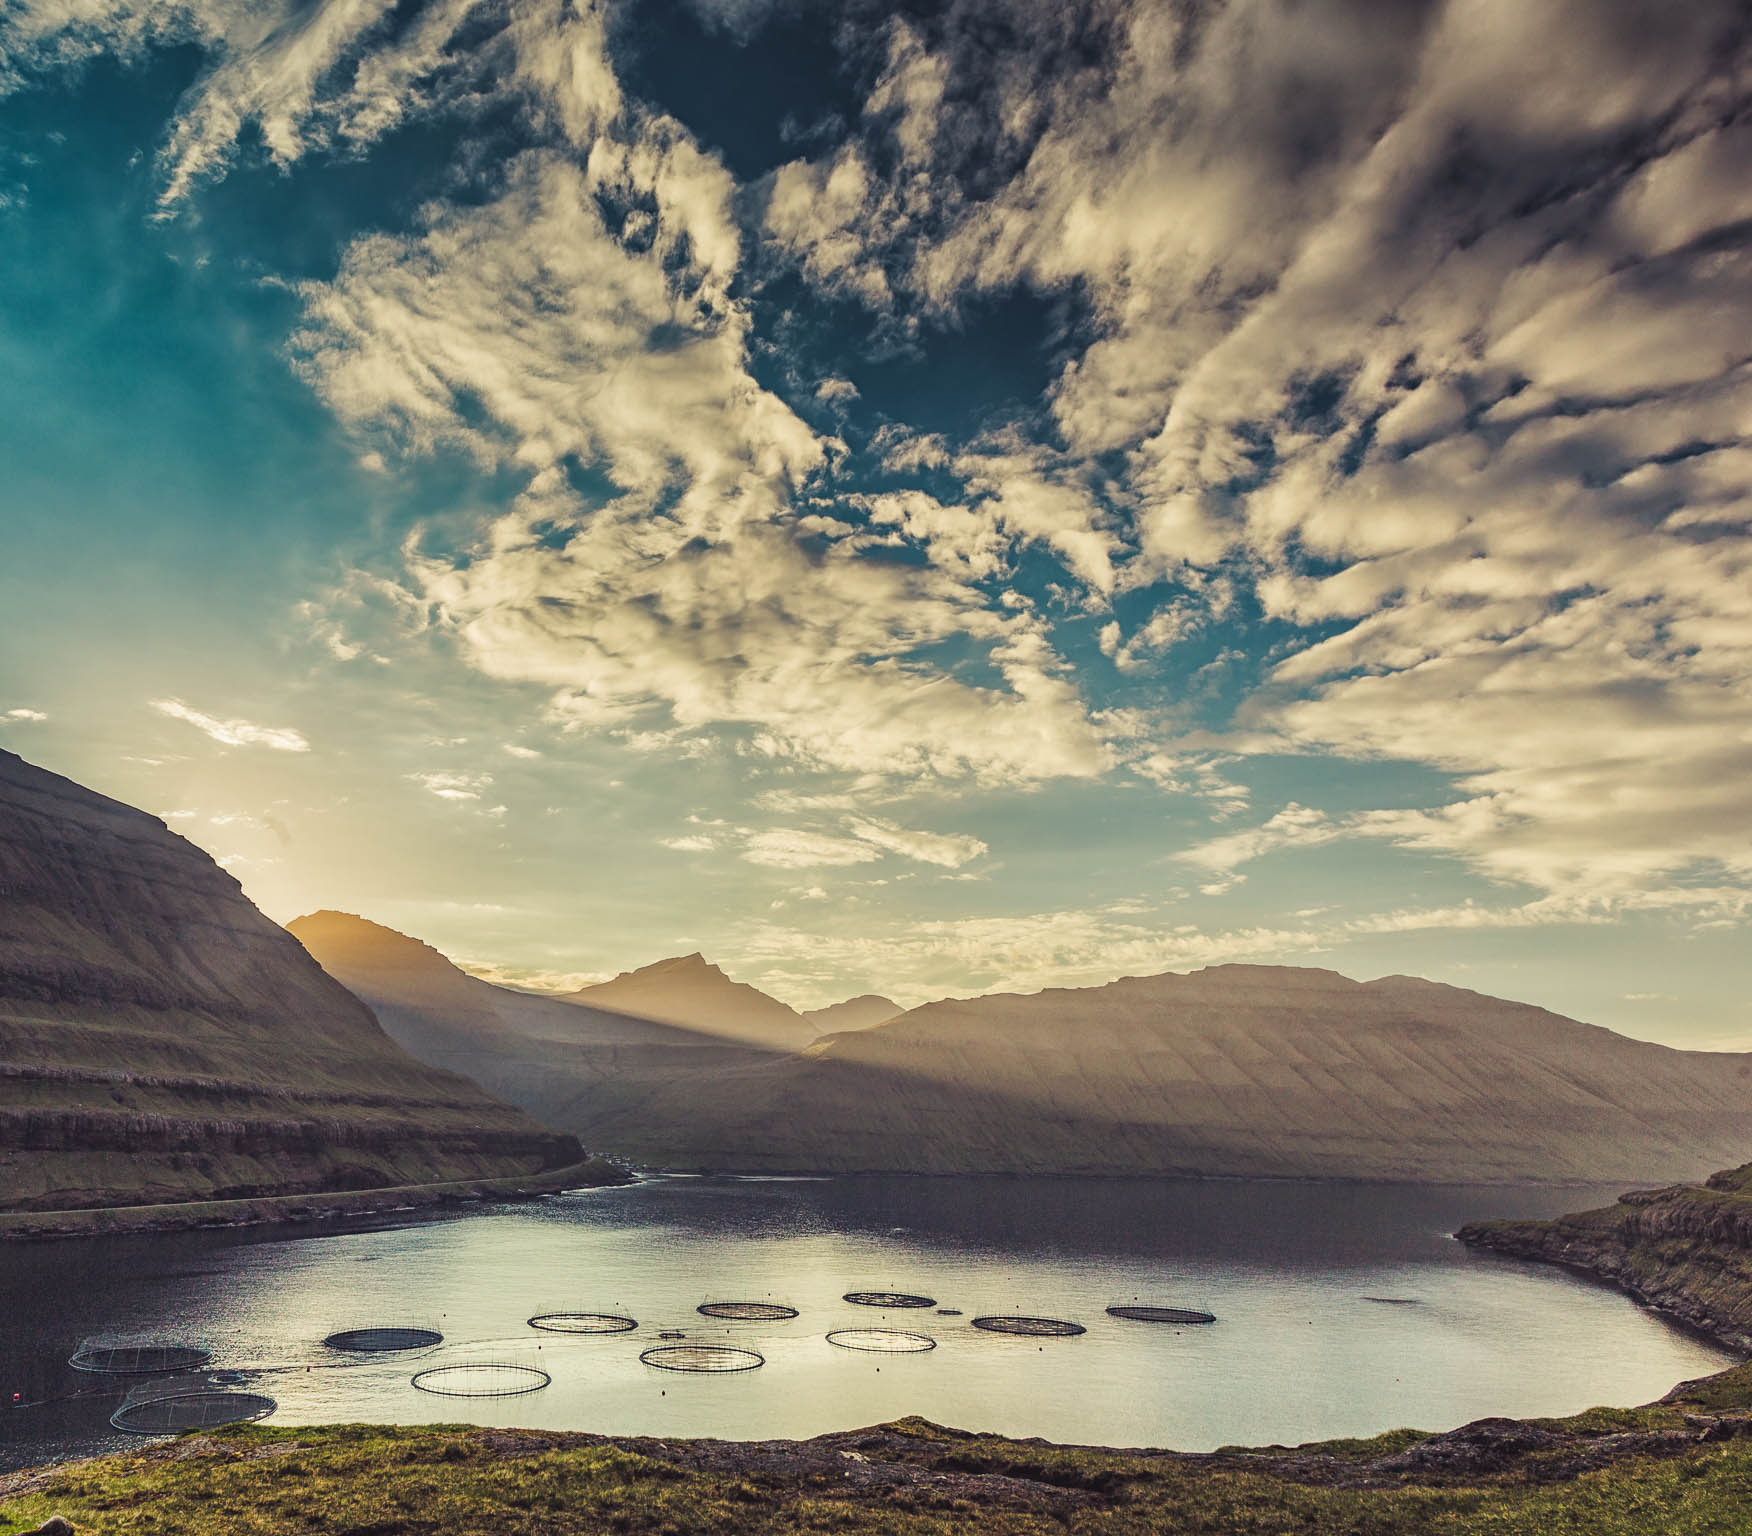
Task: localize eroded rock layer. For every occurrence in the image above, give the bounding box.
[0,751,580,1211]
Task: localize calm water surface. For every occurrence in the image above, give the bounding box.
[1,1176,1735,1469]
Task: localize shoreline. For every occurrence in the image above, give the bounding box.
[1454,1163,1752,1358]
[0,1157,632,1243]
[7,1363,1752,1535]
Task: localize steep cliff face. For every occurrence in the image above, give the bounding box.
[294,915,1752,1184]
[1458,1164,1752,1351]
[0,752,582,1212]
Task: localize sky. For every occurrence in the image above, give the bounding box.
[1,0,1749,1041]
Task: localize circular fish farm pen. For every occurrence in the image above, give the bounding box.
[110,1386,276,1434]
[1106,1305,1217,1325]
[970,1315,1087,1337]
[640,1344,765,1373]
[697,1302,798,1321]
[527,1312,638,1334]
[843,1291,935,1309]
[411,1364,551,1398]
[826,1329,936,1353]
[69,1338,211,1375]
[323,1327,443,1353]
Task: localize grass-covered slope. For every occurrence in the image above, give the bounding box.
[1457,1162,1752,1352]
[7,1372,1752,1536]
[0,751,588,1214]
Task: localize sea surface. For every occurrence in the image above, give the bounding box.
[1,1175,1736,1470]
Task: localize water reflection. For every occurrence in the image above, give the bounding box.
[1,1176,1733,1469]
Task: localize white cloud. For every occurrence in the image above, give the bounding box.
[742,828,883,869]
[2,707,46,722]
[660,833,718,852]
[25,0,1751,923]
[842,815,986,869]
[150,698,310,752]
[407,769,491,801]
[296,142,1113,786]
[501,743,542,759]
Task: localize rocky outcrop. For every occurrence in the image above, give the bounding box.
[1457,1163,1752,1352]
[295,914,1752,1184]
[0,751,583,1213]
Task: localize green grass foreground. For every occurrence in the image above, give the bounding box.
[6,1364,1752,1535]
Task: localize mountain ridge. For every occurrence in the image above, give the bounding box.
[293,912,1752,1184]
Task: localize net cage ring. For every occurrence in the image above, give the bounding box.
[323,1327,444,1353]
[109,1389,276,1434]
[640,1344,765,1373]
[696,1301,798,1321]
[826,1329,937,1353]
[527,1312,638,1334]
[1106,1305,1217,1325]
[411,1364,551,1398]
[843,1291,936,1309]
[970,1315,1087,1337]
[69,1339,212,1375]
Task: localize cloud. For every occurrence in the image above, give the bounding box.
[295,138,1113,785]
[748,0,1752,908]
[842,815,987,869]
[1177,803,1340,873]
[27,0,1751,923]
[2,707,46,722]
[660,833,718,852]
[150,698,310,752]
[742,828,884,869]
[408,769,491,801]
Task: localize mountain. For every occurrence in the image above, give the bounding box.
[666,965,1752,1182]
[804,994,903,1032]
[562,952,820,1050]
[289,912,792,1135]
[292,918,1752,1184]
[0,751,581,1213]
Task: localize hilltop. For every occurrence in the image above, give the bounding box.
[562,952,821,1051]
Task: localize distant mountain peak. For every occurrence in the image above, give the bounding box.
[289,910,468,982]
[565,949,813,1048]
[635,951,720,978]
[803,994,905,1032]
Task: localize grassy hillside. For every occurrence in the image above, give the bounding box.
[6,1366,1752,1536]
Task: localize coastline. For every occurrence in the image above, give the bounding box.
[0,1157,632,1243]
[1455,1161,1752,1356]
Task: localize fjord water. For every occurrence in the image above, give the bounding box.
[2,1176,1733,1469]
